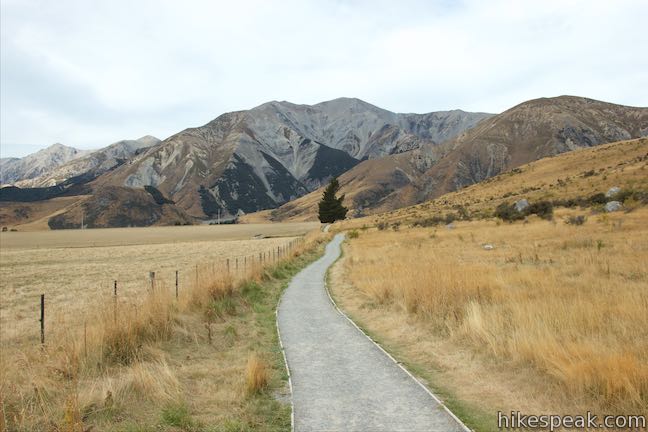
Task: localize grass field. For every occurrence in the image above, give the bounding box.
[0,223,324,431]
[0,223,318,346]
[324,138,648,430]
[332,207,648,430]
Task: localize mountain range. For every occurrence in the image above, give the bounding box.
[268,96,648,220]
[92,98,491,218]
[0,143,89,185]
[1,95,646,229]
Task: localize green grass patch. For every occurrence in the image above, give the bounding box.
[160,402,198,429]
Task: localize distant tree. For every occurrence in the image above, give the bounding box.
[318,177,348,223]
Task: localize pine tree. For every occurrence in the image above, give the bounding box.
[318,177,348,223]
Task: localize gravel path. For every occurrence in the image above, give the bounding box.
[277,233,469,432]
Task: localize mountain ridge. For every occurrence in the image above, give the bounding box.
[98,98,491,218]
[265,95,648,221]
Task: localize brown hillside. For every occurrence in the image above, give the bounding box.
[47,186,195,229]
[263,96,648,222]
[339,137,648,227]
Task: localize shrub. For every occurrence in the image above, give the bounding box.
[567,215,587,226]
[444,213,457,224]
[348,230,359,239]
[412,215,445,227]
[454,205,471,220]
[495,200,553,222]
[589,193,607,205]
[494,203,524,222]
[376,221,388,231]
[527,200,554,220]
[391,222,401,231]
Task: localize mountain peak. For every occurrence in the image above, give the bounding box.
[135,135,161,147]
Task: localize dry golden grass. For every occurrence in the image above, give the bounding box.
[0,223,317,348]
[330,138,648,233]
[0,224,324,431]
[337,207,648,424]
[245,353,269,396]
[0,196,88,231]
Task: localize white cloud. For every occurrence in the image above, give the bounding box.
[1,0,646,157]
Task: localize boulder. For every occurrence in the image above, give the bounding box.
[482,244,494,250]
[605,186,621,198]
[515,199,529,212]
[605,201,622,212]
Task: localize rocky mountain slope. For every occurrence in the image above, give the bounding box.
[47,186,193,229]
[14,136,159,188]
[0,143,88,185]
[417,96,648,197]
[266,96,648,221]
[99,98,490,218]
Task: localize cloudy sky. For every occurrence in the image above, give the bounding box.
[1,0,647,157]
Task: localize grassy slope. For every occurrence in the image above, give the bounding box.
[377,137,648,225]
[327,137,648,431]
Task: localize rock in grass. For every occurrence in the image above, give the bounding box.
[483,244,494,250]
[605,186,621,198]
[515,199,529,212]
[605,201,622,212]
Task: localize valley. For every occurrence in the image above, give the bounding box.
[1,98,646,432]
[3,1,647,430]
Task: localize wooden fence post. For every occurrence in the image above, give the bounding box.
[175,270,179,299]
[113,280,118,325]
[84,320,87,360]
[149,272,156,291]
[40,294,45,345]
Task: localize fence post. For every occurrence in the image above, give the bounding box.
[113,280,118,324]
[84,320,87,360]
[175,270,179,299]
[40,294,45,345]
[227,258,230,274]
[149,272,156,291]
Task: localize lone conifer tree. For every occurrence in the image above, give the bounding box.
[318,177,348,223]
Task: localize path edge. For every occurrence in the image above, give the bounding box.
[275,302,295,432]
[324,234,474,432]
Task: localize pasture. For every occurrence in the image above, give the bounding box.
[0,222,318,347]
[0,222,322,430]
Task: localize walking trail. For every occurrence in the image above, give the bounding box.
[277,233,469,431]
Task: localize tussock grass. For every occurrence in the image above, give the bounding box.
[245,353,269,396]
[0,230,326,431]
[343,208,648,416]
